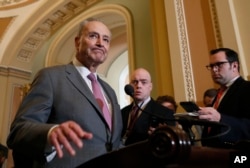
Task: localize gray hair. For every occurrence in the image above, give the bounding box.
[77,18,105,37]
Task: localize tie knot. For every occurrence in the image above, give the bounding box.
[87,73,96,82]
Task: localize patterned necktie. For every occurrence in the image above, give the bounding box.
[88,73,112,130]
[128,105,139,131]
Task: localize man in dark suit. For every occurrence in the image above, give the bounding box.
[199,48,250,148]
[121,68,175,146]
[7,18,123,167]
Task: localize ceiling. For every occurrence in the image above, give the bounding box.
[0,0,128,77]
[0,0,131,107]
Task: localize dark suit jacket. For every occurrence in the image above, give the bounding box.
[202,77,250,148]
[121,98,175,145]
[7,64,123,168]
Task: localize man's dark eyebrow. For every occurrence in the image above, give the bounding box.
[88,31,98,35]
[103,34,110,39]
[89,32,110,38]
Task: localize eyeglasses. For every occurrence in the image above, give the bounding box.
[206,61,230,70]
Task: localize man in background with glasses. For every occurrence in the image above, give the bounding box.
[198,48,250,149]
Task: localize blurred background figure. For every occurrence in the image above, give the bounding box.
[156,95,178,112]
[156,95,181,129]
[156,95,202,146]
[0,143,8,168]
[203,88,218,107]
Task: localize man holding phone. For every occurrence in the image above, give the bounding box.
[198,48,250,148]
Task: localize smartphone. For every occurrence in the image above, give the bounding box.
[180,101,200,112]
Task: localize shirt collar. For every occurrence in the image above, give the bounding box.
[226,75,240,88]
[135,97,151,109]
[73,57,96,78]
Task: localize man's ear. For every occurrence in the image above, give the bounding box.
[233,62,238,68]
[75,36,80,49]
[231,62,239,72]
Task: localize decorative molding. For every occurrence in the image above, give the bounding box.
[0,0,27,7]
[174,0,196,101]
[209,0,223,47]
[15,0,102,63]
[0,0,37,10]
[0,65,31,79]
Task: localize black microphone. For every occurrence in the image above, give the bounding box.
[124,84,134,97]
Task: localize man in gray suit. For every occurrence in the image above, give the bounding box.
[7,18,123,168]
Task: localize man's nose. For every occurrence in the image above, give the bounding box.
[95,38,104,46]
[136,82,143,87]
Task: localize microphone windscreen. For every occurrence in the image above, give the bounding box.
[124,84,134,97]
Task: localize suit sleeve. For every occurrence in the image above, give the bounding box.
[7,68,56,160]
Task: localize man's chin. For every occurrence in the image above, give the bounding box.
[92,56,106,64]
[134,97,143,101]
[95,55,107,62]
[213,78,221,84]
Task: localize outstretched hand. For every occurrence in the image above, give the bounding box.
[48,121,93,158]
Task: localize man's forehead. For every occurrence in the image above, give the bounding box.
[84,22,111,36]
[211,51,226,57]
[131,76,151,82]
[132,78,148,81]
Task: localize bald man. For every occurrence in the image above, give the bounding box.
[121,68,175,145]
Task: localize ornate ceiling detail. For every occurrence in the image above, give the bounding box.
[0,0,37,10]
[15,0,102,63]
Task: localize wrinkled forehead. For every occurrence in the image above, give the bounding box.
[83,21,111,37]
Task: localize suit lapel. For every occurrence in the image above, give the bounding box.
[65,64,116,146]
[64,64,102,113]
[219,77,243,109]
[124,103,133,129]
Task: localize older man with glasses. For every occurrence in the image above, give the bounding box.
[198,48,250,149]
